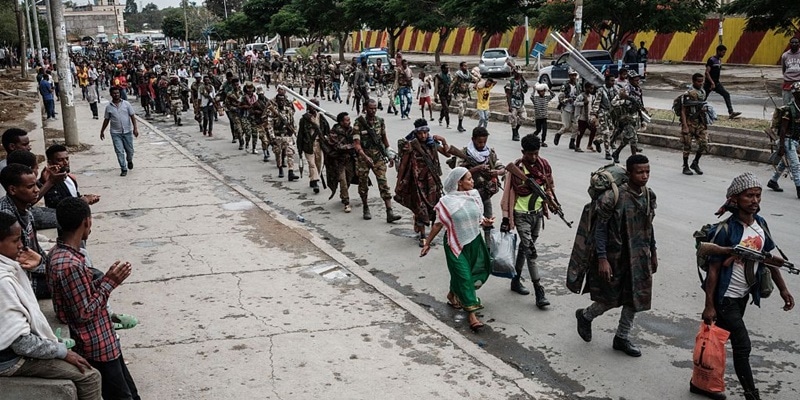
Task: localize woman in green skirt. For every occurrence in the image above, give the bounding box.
[420,167,494,331]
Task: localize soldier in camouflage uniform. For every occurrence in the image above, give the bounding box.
[591,75,618,161]
[573,154,657,358]
[253,86,271,162]
[450,62,474,132]
[190,72,203,130]
[268,87,299,181]
[167,76,184,126]
[610,71,645,164]
[239,82,260,153]
[323,112,356,212]
[680,73,709,176]
[224,77,244,148]
[351,99,402,223]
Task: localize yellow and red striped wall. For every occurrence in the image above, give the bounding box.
[351,19,800,65]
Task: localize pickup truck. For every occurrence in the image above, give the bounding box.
[537,49,641,88]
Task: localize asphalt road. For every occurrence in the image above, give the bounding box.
[145,91,800,400]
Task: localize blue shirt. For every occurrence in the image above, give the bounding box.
[39,80,53,101]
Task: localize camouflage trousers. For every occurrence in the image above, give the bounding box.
[509,106,526,127]
[617,122,638,151]
[226,111,243,140]
[356,148,392,201]
[192,100,201,123]
[170,99,182,120]
[241,117,258,145]
[453,92,468,119]
[272,135,296,169]
[596,111,613,150]
[256,123,271,150]
[681,123,708,157]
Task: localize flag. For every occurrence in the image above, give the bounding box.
[293,99,304,111]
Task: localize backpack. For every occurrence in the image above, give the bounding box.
[768,105,797,138]
[671,94,683,117]
[588,163,628,204]
[692,219,730,282]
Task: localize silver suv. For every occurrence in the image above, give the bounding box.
[479,48,514,77]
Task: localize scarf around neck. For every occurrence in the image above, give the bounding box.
[466,141,490,163]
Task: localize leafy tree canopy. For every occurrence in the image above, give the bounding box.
[723,0,800,36]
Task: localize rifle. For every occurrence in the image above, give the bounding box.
[407,138,444,195]
[505,162,573,228]
[356,115,391,162]
[697,243,799,275]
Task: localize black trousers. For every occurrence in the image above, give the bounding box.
[534,118,548,142]
[715,296,756,392]
[704,81,734,114]
[89,353,140,400]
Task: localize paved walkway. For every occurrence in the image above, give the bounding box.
[35,96,559,399]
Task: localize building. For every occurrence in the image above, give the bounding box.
[64,0,126,42]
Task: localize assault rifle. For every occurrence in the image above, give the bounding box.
[505,162,572,228]
[697,243,799,275]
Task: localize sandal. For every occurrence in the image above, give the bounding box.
[111,313,139,330]
[446,292,462,309]
[469,320,485,332]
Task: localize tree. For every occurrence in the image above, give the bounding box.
[413,0,463,64]
[124,0,138,16]
[161,8,185,40]
[468,0,531,53]
[215,11,258,42]
[343,0,423,57]
[0,0,19,46]
[205,0,245,18]
[722,0,800,35]
[242,0,292,48]
[532,0,718,56]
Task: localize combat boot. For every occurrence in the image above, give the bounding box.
[533,283,550,309]
[690,161,704,175]
[744,390,760,400]
[278,167,284,178]
[362,204,372,220]
[683,164,694,175]
[311,180,320,194]
[569,138,575,149]
[287,170,300,181]
[457,119,466,132]
[605,151,612,161]
[238,139,244,150]
[263,149,270,162]
[177,117,182,126]
[510,277,530,295]
[245,137,250,150]
[386,207,401,223]
[512,127,520,141]
[796,186,800,199]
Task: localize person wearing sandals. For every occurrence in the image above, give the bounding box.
[47,198,141,400]
[0,212,102,399]
[420,167,494,331]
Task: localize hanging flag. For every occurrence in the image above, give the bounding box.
[292,99,304,111]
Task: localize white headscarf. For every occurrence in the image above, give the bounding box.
[435,168,484,257]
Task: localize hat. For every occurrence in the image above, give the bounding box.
[568,69,578,75]
[194,72,201,78]
[628,70,640,79]
[726,172,762,198]
[792,81,800,93]
[535,83,548,91]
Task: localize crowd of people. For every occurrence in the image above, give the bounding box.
[2,37,799,400]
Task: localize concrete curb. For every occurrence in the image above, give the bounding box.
[133,116,564,399]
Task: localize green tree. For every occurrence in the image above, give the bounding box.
[0,0,18,46]
[531,0,718,56]
[413,0,463,64]
[722,0,800,35]
[124,0,138,15]
[215,12,257,42]
[468,0,531,53]
[241,0,291,48]
[343,0,423,57]
[161,8,186,40]
[205,0,245,18]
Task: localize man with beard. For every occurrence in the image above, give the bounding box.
[297,98,329,194]
[395,119,449,246]
[268,87,299,181]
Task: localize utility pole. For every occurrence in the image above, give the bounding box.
[182,0,189,45]
[24,0,35,65]
[14,0,29,77]
[44,0,56,65]
[49,0,80,146]
[573,0,583,49]
[27,0,45,66]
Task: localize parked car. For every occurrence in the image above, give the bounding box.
[478,48,514,77]
[356,48,390,72]
[537,49,640,88]
[283,47,298,57]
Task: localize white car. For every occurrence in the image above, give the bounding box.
[479,48,515,77]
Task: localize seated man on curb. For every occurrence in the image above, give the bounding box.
[1,129,59,230]
[48,197,141,400]
[42,144,100,209]
[0,211,102,400]
[0,164,51,299]
[6,149,64,229]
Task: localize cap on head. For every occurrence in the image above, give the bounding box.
[628,70,640,79]
[726,172,762,198]
[535,83,548,91]
[568,69,578,76]
[194,72,201,78]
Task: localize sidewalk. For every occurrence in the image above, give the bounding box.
[40,97,559,398]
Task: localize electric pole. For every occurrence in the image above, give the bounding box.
[27,0,44,66]
[44,0,56,65]
[15,0,29,77]
[49,0,80,146]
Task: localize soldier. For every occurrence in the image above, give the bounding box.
[297,98,328,194]
[680,73,709,176]
[322,112,357,212]
[434,64,452,129]
[373,58,385,111]
[253,86,271,161]
[224,77,245,148]
[351,99,402,222]
[239,82,260,153]
[383,60,399,116]
[574,82,597,153]
[167,76,183,126]
[268,86,299,181]
[610,71,647,164]
[345,58,357,105]
[353,61,370,115]
[313,56,326,99]
[190,72,203,130]
[450,61,474,132]
[199,75,216,137]
[592,75,618,160]
[554,70,578,148]
[454,126,504,239]
[504,67,529,141]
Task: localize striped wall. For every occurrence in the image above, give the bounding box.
[351,19,800,65]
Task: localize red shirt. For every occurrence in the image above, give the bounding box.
[47,242,121,362]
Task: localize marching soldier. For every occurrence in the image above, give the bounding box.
[190,72,203,130]
[297,98,328,194]
[610,71,646,164]
[167,76,184,126]
[239,82,260,154]
[268,86,300,181]
[450,62,474,132]
[224,78,245,149]
[253,87,272,162]
[680,73,709,176]
[592,75,618,160]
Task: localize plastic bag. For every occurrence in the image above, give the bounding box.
[489,230,517,279]
[691,322,730,394]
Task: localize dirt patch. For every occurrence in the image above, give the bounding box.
[647,108,770,131]
[44,127,64,140]
[0,73,39,156]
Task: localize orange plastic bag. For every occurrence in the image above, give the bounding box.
[691,322,730,394]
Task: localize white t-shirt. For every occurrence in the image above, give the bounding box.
[64,176,78,198]
[724,221,765,298]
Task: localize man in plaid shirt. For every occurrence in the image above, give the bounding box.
[0,163,50,299]
[48,197,140,399]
